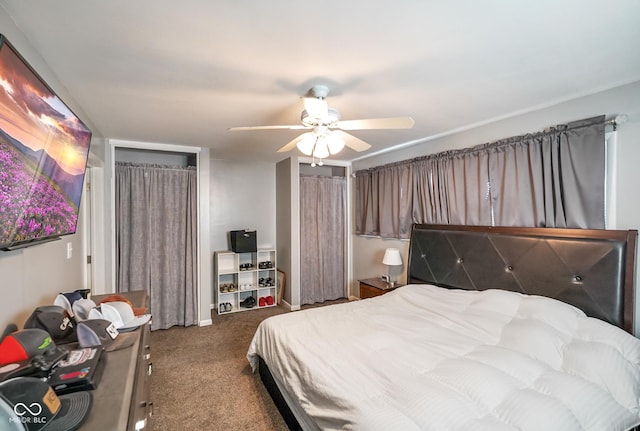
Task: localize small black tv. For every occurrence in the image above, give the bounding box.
[0,35,92,250]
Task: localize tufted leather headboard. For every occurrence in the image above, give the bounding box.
[407,224,638,333]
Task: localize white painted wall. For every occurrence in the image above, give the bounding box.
[210,158,277,307]
[209,158,276,251]
[0,12,102,331]
[351,80,640,332]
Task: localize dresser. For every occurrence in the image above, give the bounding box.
[79,290,152,430]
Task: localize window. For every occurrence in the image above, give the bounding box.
[355,116,606,238]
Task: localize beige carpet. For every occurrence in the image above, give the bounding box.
[149,305,287,430]
[149,302,331,431]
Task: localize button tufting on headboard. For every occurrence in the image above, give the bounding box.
[407,224,638,333]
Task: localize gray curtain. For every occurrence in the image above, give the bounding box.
[115,162,198,330]
[488,116,606,227]
[300,175,346,304]
[356,115,605,238]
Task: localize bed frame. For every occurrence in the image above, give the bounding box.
[259,224,638,430]
[407,224,637,333]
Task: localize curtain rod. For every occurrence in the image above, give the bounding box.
[606,114,628,130]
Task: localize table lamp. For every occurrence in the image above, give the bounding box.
[382,247,403,286]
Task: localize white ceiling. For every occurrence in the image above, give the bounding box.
[1,0,639,163]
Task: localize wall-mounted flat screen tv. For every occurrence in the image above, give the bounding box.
[0,35,92,250]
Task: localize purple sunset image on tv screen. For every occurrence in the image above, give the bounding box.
[0,35,92,249]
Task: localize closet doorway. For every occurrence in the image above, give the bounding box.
[299,164,348,304]
[113,146,199,330]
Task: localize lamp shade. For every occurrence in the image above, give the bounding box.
[382,248,402,266]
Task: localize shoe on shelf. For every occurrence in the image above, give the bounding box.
[225,302,233,312]
[266,296,274,306]
[240,296,256,308]
[259,297,266,307]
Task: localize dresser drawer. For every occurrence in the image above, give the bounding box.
[129,321,152,430]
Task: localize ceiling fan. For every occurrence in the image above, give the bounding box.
[228,85,414,164]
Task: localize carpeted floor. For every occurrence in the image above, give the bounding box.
[149,300,346,430]
[149,305,288,430]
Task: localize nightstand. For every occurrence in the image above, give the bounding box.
[359,278,404,299]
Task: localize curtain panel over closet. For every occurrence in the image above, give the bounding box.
[355,115,605,239]
[115,162,198,330]
[300,175,347,305]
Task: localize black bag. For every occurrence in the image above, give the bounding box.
[230,230,257,253]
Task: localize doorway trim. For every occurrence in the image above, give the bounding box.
[105,139,211,327]
[296,157,353,302]
[84,150,106,296]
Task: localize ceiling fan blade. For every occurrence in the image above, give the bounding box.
[228,125,309,131]
[334,116,415,130]
[303,97,328,119]
[277,133,310,153]
[334,130,371,152]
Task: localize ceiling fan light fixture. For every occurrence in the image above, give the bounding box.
[230,85,411,157]
[326,133,345,154]
[303,97,328,119]
[301,108,340,127]
[296,134,316,156]
[312,136,330,159]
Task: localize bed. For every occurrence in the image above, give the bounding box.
[247,224,640,430]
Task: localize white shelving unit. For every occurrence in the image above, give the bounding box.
[214,249,277,314]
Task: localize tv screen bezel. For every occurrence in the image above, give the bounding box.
[0,34,92,250]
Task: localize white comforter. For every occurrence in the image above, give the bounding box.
[247,284,640,430]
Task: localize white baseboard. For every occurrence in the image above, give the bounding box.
[281,299,301,312]
[199,319,212,326]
